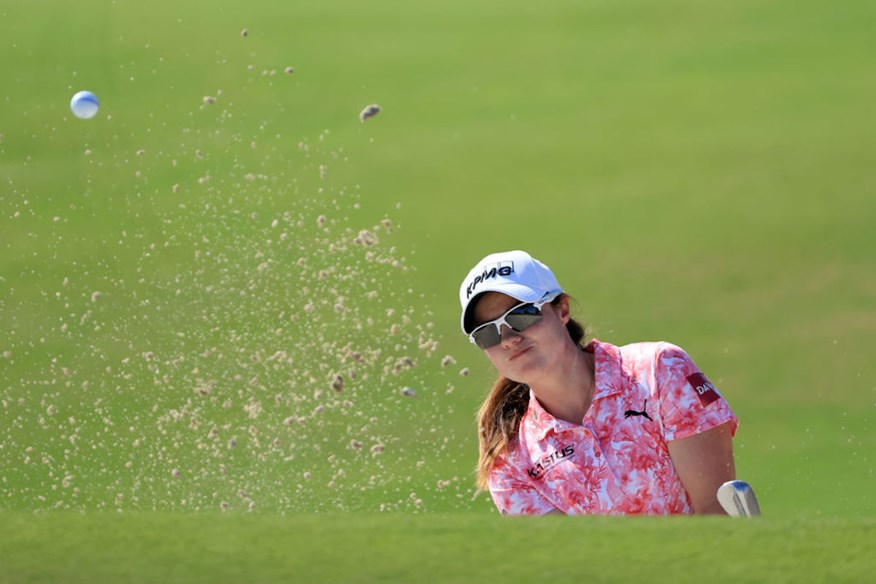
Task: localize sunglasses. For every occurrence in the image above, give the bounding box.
[469,301,545,349]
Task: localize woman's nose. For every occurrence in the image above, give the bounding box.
[500,324,521,345]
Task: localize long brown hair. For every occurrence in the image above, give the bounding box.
[475,295,587,490]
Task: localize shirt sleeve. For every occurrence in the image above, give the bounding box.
[488,457,559,516]
[652,343,739,442]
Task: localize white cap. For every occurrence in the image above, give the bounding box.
[459,250,563,334]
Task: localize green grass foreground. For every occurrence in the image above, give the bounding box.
[1,512,873,584]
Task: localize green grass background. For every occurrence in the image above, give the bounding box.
[1,0,875,581]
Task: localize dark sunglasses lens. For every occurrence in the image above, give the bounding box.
[472,326,501,349]
[505,312,542,332]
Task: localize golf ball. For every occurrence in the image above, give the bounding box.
[70,90,100,120]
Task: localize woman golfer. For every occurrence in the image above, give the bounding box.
[460,250,739,515]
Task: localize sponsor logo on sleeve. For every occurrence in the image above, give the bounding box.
[686,372,720,407]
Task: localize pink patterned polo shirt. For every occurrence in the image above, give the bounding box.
[488,339,738,515]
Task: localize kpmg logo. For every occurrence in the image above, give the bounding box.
[465,261,514,298]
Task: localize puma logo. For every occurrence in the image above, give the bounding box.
[624,399,652,421]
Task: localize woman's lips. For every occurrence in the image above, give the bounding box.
[508,346,531,361]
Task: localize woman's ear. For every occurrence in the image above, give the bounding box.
[553,294,571,324]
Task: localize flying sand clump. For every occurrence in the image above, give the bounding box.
[359,104,381,122]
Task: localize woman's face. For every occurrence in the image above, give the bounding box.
[471,292,572,384]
